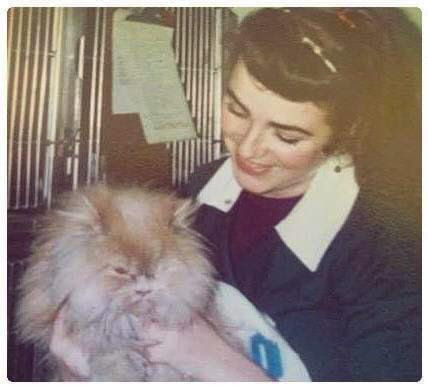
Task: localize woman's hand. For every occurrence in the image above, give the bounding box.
[49,306,90,380]
[49,307,272,381]
[138,314,272,382]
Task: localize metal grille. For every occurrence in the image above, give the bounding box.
[7,8,108,210]
[79,8,108,188]
[169,7,224,187]
[7,8,58,209]
[8,7,223,205]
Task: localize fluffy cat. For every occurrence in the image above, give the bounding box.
[15,185,224,381]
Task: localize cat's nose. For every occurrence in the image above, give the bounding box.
[135,289,152,297]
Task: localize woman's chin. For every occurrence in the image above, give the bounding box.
[234,171,270,195]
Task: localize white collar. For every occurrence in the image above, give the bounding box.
[197,157,360,272]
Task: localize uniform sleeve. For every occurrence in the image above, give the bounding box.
[334,219,421,381]
[213,282,311,381]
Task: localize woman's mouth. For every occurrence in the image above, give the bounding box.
[235,156,270,176]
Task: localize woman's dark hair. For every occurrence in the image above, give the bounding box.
[227,8,420,170]
[227,7,421,220]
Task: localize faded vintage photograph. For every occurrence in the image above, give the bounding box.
[7,7,421,381]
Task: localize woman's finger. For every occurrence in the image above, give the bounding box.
[50,306,68,355]
[50,305,91,378]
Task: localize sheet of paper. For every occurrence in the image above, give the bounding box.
[112,9,197,144]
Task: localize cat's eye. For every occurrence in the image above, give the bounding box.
[113,267,128,275]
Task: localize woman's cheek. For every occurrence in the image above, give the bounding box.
[221,106,234,135]
[222,111,246,138]
[274,145,324,170]
[221,111,229,135]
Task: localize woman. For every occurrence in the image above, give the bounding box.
[51,8,421,381]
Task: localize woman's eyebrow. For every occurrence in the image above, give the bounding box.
[226,87,313,136]
[270,122,313,136]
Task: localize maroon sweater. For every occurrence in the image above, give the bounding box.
[229,190,302,292]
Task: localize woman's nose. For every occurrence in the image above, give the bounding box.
[237,125,265,159]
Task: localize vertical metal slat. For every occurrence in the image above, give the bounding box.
[196,8,204,168]
[8,7,24,207]
[213,8,223,160]
[7,8,15,88]
[94,8,106,182]
[15,8,34,208]
[72,35,85,191]
[207,7,215,163]
[202,7,210,164]
[86,8,100,185]
[190,8,198,174]
[25,8,42,207]
[34,8,51,207]
[171,8,182,186]
[44,8,64,208]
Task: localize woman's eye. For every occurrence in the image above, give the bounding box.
[276,134,301,145]
[113,267,128,275]
[226,103,247,118]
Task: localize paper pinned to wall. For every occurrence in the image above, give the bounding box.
[231,7,259,22]
[112,9,197,144]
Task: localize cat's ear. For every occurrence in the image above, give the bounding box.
[53,185,107,230]
[75,184,118,235]
[171,198,199,229]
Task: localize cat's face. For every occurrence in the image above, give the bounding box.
[90,253,205,327]
[65,186,215,328]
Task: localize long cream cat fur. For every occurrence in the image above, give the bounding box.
[15,185,224,381]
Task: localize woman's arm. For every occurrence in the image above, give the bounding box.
[141,314,273,382]
[50,307,271,381]
[49,307,91,380]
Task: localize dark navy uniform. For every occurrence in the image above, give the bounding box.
[182,157,421,381]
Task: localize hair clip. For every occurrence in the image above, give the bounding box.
[337,10,356,29]
[301,37,337,74]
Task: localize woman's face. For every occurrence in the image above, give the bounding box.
[222,61,333,198]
